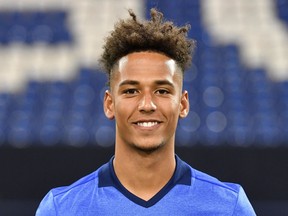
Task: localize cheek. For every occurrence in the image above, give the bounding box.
[159,98,181,117]
[114,99,134,120]
[167,95,181,108]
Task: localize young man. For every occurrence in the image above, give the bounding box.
[36,8,256,215]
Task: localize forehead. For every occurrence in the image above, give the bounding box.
[112,52,182,84]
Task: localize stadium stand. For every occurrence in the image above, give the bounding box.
[0,0,287,148]
[150,0,287,147]
[0,0,288,215]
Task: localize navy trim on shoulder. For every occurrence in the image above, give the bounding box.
[98,155,191,208]
[173,155,192,186]
[98,158,114,187]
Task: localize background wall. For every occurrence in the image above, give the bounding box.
[0,0,288,215]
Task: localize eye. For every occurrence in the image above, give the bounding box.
[155,89,169,95]
[123,89,138,94]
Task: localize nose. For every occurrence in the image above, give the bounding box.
[138,92,157,112]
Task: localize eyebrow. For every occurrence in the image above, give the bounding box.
[119,80,140,87]
[154,80,174,87]
[119,79,174,88]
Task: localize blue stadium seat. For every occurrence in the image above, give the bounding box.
[276,0,288,26]
[0,10,72,44]
[0,1,287,147]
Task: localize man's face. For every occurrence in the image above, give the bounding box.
[104,52,189,153]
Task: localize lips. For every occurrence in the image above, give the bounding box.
[133,120,162,129]
[137,121,158,127]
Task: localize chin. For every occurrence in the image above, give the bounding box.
[131,141,165,154]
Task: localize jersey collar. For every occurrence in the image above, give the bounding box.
[99,155,191,208]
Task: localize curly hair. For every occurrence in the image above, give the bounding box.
[100,8,196,85]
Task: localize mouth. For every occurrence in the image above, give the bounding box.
[133,120,162,129]
[136,121,159,127]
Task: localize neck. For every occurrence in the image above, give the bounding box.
[113,143,176,201]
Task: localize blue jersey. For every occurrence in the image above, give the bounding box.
[36,156,256,215]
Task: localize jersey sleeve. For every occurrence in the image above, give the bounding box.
[232,186,256,216]
[35,191,57,216]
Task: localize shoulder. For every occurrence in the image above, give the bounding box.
[36,162,110,215]
[176,156,243,196]
[176,158,243,203]
[53,158,107,196]
[36,162,107,215]
[50,168,100,198]
[192,167,242,193]
[187,166,255,215]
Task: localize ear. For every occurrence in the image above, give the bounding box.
[103,90,115,119]
[179,90,189,118]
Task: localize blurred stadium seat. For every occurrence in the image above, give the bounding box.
[0,0,287,148]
